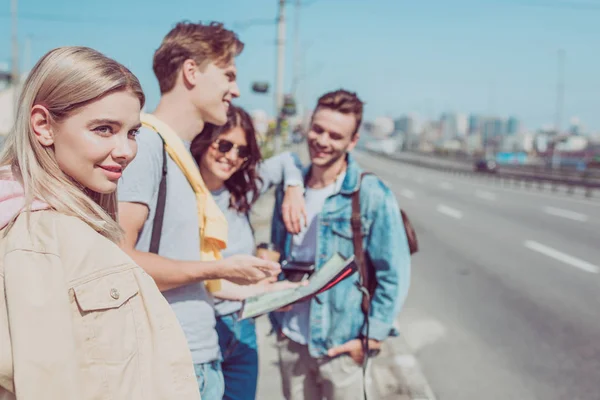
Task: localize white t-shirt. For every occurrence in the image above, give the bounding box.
[281,171,346,345]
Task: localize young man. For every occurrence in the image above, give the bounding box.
[117,22,301,400]
[269,90,411,400]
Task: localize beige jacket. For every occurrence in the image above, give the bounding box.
[0,210,201,399]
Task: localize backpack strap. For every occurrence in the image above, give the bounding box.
[149,138,168,255]
[351,172,377,399]
[351,172,375,316]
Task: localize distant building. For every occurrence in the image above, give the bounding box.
[0,66,25,136]
[506,116,520,136]
[440,113,456,139]
[466,132,483,152]
[421,120,442,144]
[0,85,17,136]
[481,119,492,145]
[492,118,505,137]
[556,136,588,152]
[456,113,467,137]
[569,117,582,135]
[394,114,417,136]
[251,109,270,141]
[468,115,481,135]
[371,116,394,138]
[440,113,468,139]
[477,116,505,146]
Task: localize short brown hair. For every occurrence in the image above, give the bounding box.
[153,21,244,94]
[315,89,364,136]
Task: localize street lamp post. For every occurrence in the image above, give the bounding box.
[11,0,19,108]
[274,0,286,154]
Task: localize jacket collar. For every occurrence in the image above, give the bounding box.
[302,152,363,195]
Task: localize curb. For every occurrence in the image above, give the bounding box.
[369,334,437,400]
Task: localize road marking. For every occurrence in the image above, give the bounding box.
[400,189,415,199]
[439,182,453,190]
[475,190,497,201]
[524,240,599,274]
[543,206,588,222]
[436,204,463,219]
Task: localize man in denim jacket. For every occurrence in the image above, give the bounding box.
[269,89,411,400]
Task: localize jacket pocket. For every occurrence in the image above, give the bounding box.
[72,269,140,362]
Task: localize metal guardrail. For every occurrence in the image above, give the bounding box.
[369,150,600,198]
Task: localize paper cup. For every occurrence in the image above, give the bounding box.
[256,242,281,262]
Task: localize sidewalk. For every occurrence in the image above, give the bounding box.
[249,149,437,399]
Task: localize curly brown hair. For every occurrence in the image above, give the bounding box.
[153,21,244,94]
[191,106,262,214]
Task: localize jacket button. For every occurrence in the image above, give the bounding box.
[110,288,120,300]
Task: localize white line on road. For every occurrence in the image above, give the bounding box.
[524,240,599,274]
[436,204,463,219]
[400,189,415,199]
[475,190,497,201]
[439,182,453,190]
[542,206,589,222]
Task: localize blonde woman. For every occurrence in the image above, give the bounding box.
[0,47,200,399]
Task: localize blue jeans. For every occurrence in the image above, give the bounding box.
[194,360,224,400]
[216,313,259,400]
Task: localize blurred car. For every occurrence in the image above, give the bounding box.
[474,158,498,173]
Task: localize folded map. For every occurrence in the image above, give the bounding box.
[239,253,357,320]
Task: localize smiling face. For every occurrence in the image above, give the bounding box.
[191,60,240,126]
[199,125,249,188]
[31,90,142,194]
[307,108,360,169]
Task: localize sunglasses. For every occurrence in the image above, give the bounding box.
[213,139,251,159]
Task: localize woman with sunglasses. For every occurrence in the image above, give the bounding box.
[191,105,305,400]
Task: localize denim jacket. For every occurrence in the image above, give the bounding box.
[269,153,411,358]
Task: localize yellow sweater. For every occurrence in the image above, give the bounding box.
[141,113,227,292]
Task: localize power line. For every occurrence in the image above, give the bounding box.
[0,12,283,32]
[0,12,167,25]
[232,18,275,31]
[499,0,600,10]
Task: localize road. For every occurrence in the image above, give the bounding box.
[353,150,600,400]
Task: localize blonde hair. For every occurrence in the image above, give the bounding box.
[153,21,244,94]
[0,46,145,243]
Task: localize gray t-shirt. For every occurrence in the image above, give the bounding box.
[117,126,219,364]
[211,187,255,316]
[281,171,346,345]
[213,152,305,316]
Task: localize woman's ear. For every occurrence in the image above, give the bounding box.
[31,105,55,147]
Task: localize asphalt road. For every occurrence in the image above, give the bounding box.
[353,150,600,400]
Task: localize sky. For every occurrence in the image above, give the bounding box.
[1,0,600,132]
